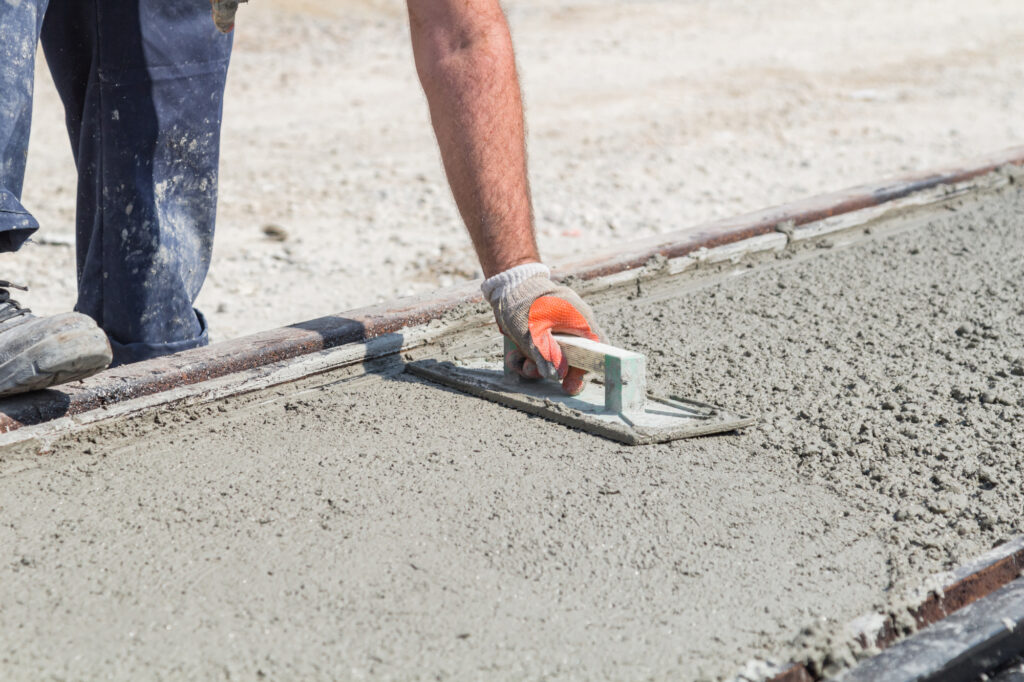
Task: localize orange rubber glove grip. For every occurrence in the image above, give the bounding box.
[525,296,600,395]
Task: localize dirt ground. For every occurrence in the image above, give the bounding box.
[4,0,1024,341]
[0,185,1021,679]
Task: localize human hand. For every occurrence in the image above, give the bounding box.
[210,0,246,33]
[482,264,604,395]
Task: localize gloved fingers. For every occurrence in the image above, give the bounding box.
[527,294,599,368]
[486,271,603,394]
[522,358,543,379]
[561,367,588,396]
[504,343,543,380]
[507,340,586,394]
[527,326,567,381]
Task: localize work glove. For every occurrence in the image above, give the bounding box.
[482,263,604,396]
[210,0,246,33]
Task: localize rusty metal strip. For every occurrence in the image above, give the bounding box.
[766,663,816,682]
[760,535,1024,681]
[862,535,1024,650]
[841,579,1024,682]
[0,146,1022,434]
[553,146,1024,280]
[0,286,483,433]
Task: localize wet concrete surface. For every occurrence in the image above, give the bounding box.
[0,186,1022,679]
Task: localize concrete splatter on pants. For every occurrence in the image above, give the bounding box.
[0,0,232,365]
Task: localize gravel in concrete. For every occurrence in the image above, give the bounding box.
[0,187,1022,679]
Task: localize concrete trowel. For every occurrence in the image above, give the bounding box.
[408,335,754,445]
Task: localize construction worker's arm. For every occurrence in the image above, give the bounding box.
[407,0,603,395]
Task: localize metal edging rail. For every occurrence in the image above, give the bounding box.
[0,145,1022,434]
[764,536,1024,681]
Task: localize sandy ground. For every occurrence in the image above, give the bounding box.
[3,0,1024,341]
[0,185,1021,679]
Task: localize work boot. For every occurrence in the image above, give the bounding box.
[0,281,112,399]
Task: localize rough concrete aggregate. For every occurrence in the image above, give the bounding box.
[612,187,1024,588]
[0,188,1023,679]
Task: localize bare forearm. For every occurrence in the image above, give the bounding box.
[408,0,539,278]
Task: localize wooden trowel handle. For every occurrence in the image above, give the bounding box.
[553,335,647,413]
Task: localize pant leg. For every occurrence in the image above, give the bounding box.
[0,0,49,252]
[41,0,232,365]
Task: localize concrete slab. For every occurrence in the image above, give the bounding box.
[1,182,1023,680]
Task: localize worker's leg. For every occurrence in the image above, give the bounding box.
[0,0,114,397]
[41,0,232,365]
[0,0,48,251]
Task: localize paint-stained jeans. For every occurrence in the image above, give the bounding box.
[0,0,232,365]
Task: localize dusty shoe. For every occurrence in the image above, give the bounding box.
[0,282,112,398]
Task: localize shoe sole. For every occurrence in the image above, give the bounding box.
[0,323,113,399]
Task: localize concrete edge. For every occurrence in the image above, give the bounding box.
[837,579,1024,682]
[857,534,1024,648]
[0,329,435,453]
[749,535,1024,682]
[0,145,1021,435]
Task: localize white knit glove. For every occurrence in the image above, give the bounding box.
[482,263,604,395]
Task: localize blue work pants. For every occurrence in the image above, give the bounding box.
[0,0,232,364]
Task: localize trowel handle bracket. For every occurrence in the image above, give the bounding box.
[503,335,647,414]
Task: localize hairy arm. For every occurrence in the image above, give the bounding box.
[406,0,539,278]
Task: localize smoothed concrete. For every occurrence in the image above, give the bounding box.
[1,186,1023,679]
